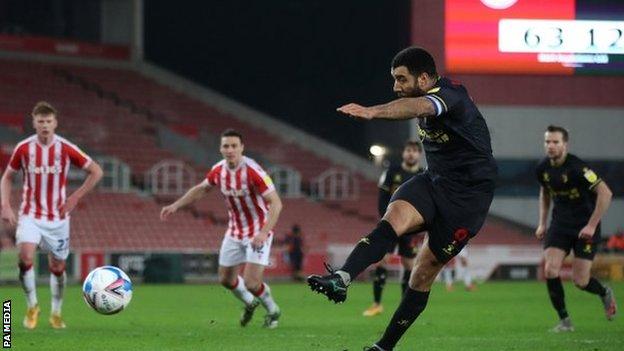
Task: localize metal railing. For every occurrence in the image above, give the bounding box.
[310,168,359,201]
[268,166,302,198]
[146,160,196,195]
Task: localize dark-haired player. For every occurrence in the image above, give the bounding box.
[363,140,423,317]
[161,129,283,328]
[307,47,497,350]
[535,125,616,332]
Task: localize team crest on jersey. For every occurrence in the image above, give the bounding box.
[393,174,402,183]
[543,172,550,182]
[561,174,568,183]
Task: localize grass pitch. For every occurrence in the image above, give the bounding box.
[1,281,622,350]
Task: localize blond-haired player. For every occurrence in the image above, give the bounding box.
[1,101,103,329]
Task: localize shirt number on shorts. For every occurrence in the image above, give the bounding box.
[56,239,68,251]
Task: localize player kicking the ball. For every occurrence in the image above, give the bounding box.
[307,47,497,350]
[161,129,282,328]
[1,101,103,329]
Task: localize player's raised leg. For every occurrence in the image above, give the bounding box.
[18,242,39,329]
[308,200,425,303]
[371,238,444,351]
[48,254,67,329]
[244,263,280,328]
[218,265,259,327]
[572,258,617,321]
[543,247,573,332]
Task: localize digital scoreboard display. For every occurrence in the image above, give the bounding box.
[445,0,624,74]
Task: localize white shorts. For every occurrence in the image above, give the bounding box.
[16,216,70,260]
[218,234,273,267]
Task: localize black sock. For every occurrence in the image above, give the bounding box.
[340,220,398,279]
[546,277,568,320]
[582,277,607,297]
[401,270,411,297]
[373,266,387,304]
[376,288,429,350]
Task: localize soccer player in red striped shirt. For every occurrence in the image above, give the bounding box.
[1,101,103,329]
[161,129,283,328]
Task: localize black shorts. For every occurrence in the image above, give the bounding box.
[544,224,601,260]
[388,231,421,258]
[390,172,495,263]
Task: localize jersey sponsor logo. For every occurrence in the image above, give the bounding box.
[583,168,599,184]
[27,165,62,175]
[222,188,250,197]
[546,186,581,200]
[418,128,450,144]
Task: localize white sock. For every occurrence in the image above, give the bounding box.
[254,283,278,314]
[19,265,37,308]
[50,272,66,315]
[443,268,453,287]
[336,270,351,286]
[230,276,255,306]
[461,265,473,287]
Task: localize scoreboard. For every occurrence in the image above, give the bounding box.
[445,0,624,75]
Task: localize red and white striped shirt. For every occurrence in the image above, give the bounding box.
[205,156,276,240]
[8,134,92,221]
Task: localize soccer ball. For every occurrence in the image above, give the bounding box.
[82,266,133,315]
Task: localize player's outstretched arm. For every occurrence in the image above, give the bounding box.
[535,186,550,240]
[160,181,211,221]
[251,191,283,249]
[337,97,436,121]
[60,161,103,217]
[0,168,17,226]
[579,181,613,239]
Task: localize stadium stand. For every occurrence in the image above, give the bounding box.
[0,58,534,255]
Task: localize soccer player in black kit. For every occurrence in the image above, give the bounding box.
[535,125,616,332]
[307,47,497,350]
[363,140,423,317]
